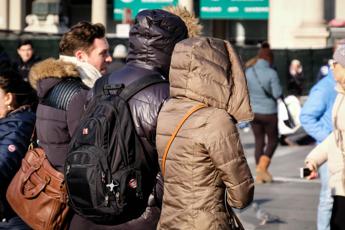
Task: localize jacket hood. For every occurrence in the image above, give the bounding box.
[29,58,79,93]
[169,37,253,122]
[126,9,188,77]
[163,6,202,38]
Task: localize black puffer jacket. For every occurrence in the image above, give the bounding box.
[70,9,188,230]
[117,9,187,154]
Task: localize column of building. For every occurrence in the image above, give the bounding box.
[178,0,194,13]
[91,0,107,27]
[269,0,329,49]
[0,0,25,31]
[336,0,345,20]
[293,0,329,48]
[9,0,26,31]
[0,0,9,30]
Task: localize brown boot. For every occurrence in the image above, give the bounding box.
[255,155,273,183]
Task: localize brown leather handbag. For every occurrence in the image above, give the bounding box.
[6,147,69,230]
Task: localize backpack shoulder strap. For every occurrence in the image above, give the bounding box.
[93,74,110,97]
[120,74,168,101]
[161,103,207,176]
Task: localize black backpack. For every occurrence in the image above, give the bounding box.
[64,74,167,225]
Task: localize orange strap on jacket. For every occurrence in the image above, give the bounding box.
[161,103,206,176]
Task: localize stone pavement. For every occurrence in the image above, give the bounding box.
[237,129,319,230]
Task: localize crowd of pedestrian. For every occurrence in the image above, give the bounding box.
[0,6,344,230]
[0,6,254,230]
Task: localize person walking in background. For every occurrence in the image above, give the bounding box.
[0,63,37,229]
[279,58,313,146]
[245,43,283,183]
[287,59,304,97]
[15,40,41,82]
[305,45,345,230]
[28,21,112,230]
[156,36,254,230]
[244,41,271,70]
[300,55,337,230]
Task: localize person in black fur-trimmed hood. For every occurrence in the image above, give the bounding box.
[70,8,201,230]
[28,21,112,229]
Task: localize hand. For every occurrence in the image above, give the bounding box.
[306,171,318,180]
[305,162,318,180]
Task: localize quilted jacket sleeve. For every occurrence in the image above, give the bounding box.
[205,109,254,209]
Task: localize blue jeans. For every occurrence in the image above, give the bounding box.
[317,163,333,230]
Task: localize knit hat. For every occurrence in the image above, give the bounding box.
[112,44,127,59]
[333,45,345,68]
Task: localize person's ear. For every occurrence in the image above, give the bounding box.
[4,92,14,108]
[75,50,87,62]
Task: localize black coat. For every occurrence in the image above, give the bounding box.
[287,73,304,96]
[15,55,41,82]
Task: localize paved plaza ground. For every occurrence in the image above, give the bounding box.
[238,129,319,230]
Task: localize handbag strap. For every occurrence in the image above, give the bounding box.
[28,126,36,150]
[224,191,245,230]
[252,67,277,101]
[161,103,206,176]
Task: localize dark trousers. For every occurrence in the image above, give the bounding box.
[331,196,345,230]
[251,113,278,164]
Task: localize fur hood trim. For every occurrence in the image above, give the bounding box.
[29,58,80,90]
[164,6,202,38]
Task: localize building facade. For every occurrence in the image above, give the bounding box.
[0,0,344,48]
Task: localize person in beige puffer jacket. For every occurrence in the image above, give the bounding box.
[305,45,345,230]
[156,37,255,230]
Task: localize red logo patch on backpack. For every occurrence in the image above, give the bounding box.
[83,128,88,135]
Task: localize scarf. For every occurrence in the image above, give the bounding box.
[59,55,102,88]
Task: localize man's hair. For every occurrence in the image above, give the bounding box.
[17,40,33,49]
[59,21,106,56]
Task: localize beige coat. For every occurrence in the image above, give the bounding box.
[156,37,254,230]
[306,84,345,196]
